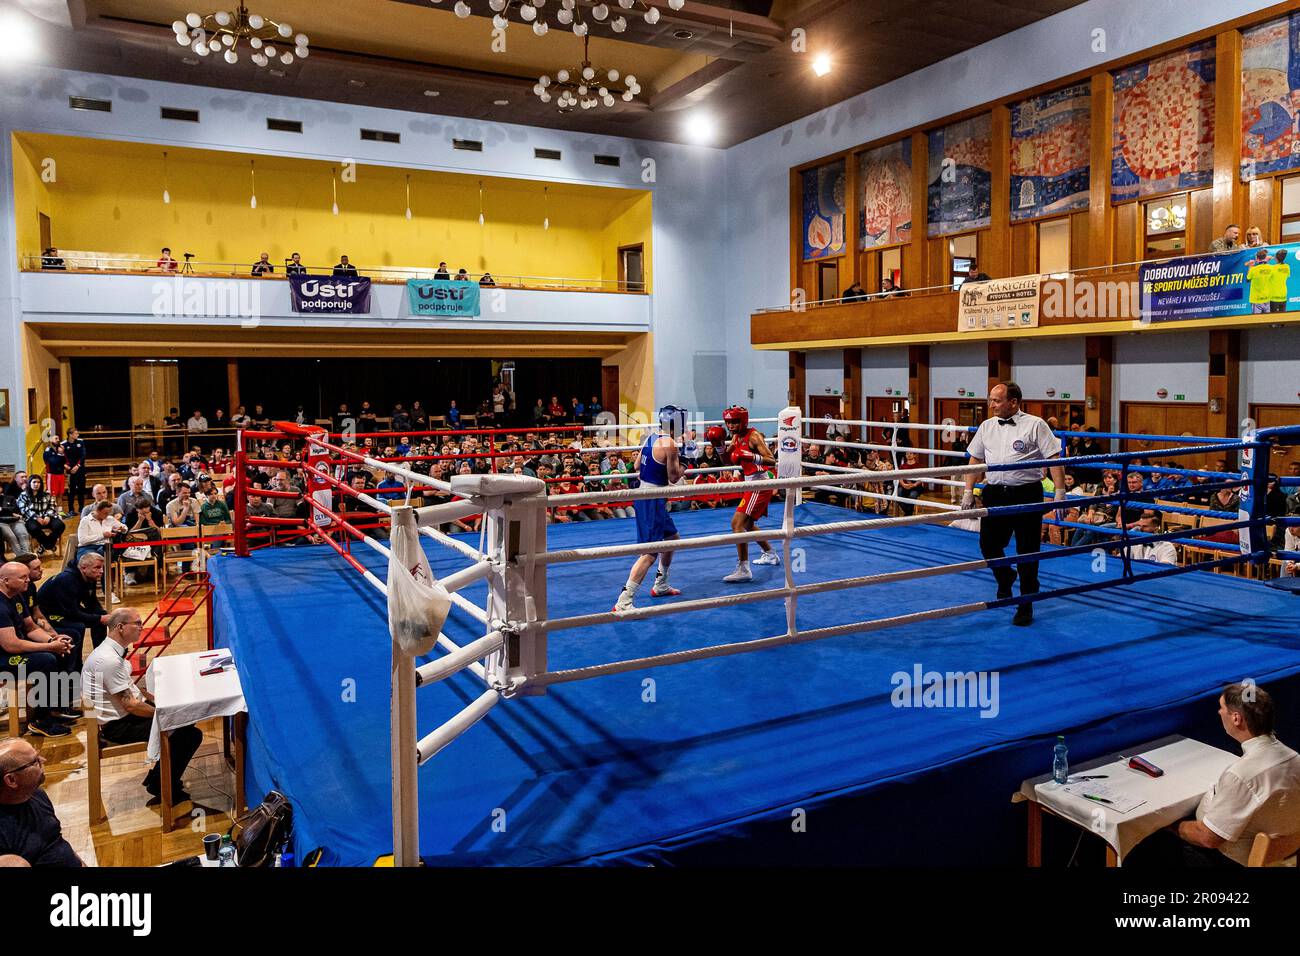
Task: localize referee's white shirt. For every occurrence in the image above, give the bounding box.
[966,410,1062,487]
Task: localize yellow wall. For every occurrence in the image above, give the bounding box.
[11,136,53,266]
[600,191,653,288]
[604,332,654,424]
[12,133,652,285]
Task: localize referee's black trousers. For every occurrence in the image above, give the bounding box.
[979,482,1044,594]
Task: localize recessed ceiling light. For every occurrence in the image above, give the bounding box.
[812,53,831,76]
[182,57,200,65]
[684,112,714,144]
[494,99,509,105]
[673,29,693,39]
[423,89,440,97]
[269,68,286,77]
[0,10,39,62]
[348,79,367,88]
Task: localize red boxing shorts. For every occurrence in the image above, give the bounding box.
[46,473,66,497]
[737,489,772,521]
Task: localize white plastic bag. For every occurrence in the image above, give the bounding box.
[387,506,451,657]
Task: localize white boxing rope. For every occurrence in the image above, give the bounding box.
[531,601,992,687]
[826,418,960,432]
[416,688,502,765]
[415,631,504,687]
[809,484,960,511]
[805,460,967,488]
[352,522,491,625]
[576,416,778,433]
[518,461,987,509]
[801,435,967,458]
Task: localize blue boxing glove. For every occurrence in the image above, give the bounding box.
[682,439,698,459]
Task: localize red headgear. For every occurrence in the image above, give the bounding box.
[722,405,749,431]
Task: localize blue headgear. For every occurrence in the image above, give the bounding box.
[658,404,688,437]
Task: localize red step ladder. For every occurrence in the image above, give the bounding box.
[128,571,215,680]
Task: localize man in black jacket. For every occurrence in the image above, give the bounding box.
[62,430,88,514]
[36,552,111,653]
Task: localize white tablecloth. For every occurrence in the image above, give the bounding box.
[146,650,247,761]
[1019,734,1237,863]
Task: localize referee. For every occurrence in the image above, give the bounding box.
[961,382,1065,626]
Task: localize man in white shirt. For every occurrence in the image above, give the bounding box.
[81,609,202,804]
[961,382,1065,626]
[1125,510,1178,565]
[187,410,209,433]
[1131,683,1300,867]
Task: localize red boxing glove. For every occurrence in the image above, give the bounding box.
[704,425,727,447]
[730,443,756,465]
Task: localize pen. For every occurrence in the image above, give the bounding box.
[1071,775,1109,781]
[1082,794,1113,804]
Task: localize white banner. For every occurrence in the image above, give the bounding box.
[958,274,1042,332]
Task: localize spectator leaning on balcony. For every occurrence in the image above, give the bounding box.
[391,404,412,433]
[333,255,358,277]
[187,409,208,433]
[230,405,250,429]
[434,261,450,280]
[18,476,64,554]
[447,400,462,429]
[480,272,496,287]
[251,252,274,276]
[964,263,991,284]
[156,247,178,272]
[841,280,868,303]
[1244,226,1265,248]
[40,247,65,270]
[882,276,909,297]
[286,252,307,275]
[1210,224,1240,253]
[455,268,471,281]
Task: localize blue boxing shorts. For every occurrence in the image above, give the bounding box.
[634,496,677,544]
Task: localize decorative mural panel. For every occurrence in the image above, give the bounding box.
[1241,12,1300,179]
[1111,41,1216,202]
[801,159,847,261]
[1009,81,1091,222]
[858,139,912,249]
[927,115,993,237]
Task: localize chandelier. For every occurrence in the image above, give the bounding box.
[438,0,685,39]
[534,35,639,109]
[171,3,310,67]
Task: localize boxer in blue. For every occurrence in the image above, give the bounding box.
[612,405,689,614]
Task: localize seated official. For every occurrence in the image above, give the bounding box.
[0,741,82,865]
[1122,510,1178,565]
[37,552,111,652]
[285,252,306,275]
[0,561,75,737]
[332,255,358,276]
[251,252,274,276]
[82,610,202,806]
[1129,683,1300,867]
[76,500,129,563]
[40,247,66,270]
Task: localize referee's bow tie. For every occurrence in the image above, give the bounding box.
[996,417,1016,425]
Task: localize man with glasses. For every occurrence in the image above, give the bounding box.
[0,561,74,737]
[0,739,82,865]
[82,609,202,805]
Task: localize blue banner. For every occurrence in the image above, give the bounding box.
[289,274,372,314]
[407,279,481,317]
[1140,242,1300,322]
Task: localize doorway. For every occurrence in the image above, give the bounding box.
[808,395,840,439]
[39,213,52,256]
[618,244,644,292]
[48,368,63,437]
[1249,403,1300,474]
[601,365,620,417]
[1120,401,1212,470]
[817,260,839,303]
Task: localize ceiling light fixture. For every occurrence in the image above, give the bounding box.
[249,159,258,208]
[683,111,714,144]
[478,180,485,226]
[543,185,549,230]
[331,167,339,215]
[430,0,683,44]
[423,89,441,96]
[172,3,308,68]
[162,151,172,204]
[536,35,638,111]
[0,9,39,63]
[812,52,831,76]
[405,174,413,220]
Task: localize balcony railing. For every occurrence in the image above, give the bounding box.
[22,254,647,294]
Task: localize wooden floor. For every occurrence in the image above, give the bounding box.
[16,566,238,867]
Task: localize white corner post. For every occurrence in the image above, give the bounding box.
[777,406,802,637]
[473,475,550,697]
[390,504,420,868]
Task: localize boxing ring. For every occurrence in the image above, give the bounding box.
[210,414,1300,866]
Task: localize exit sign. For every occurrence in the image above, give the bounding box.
[1174,394,1186,401]
[1061,393,1071,399]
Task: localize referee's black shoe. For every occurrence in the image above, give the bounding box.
[1012,602,1033,627]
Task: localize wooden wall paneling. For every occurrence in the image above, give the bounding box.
[843,347,863,436]
[1213,29,1247,240]
[904,131,930,295]
[1208,329,1241,463]
[1084,335,1113,432]
[1010,221,1036,277]
[226,359,240,413]
[1088,71,1115,267]
[988,341,1012,393]
[790,170,801,300]
[1114,202,1139,264]
[1165,404,1213,470]
[1249,177,1275,242]
[1070,211,1091,271]
[1250,402,1300,472]
[908,345,930,427]
[864,252,881,293]
[1191,187,1214,254]
[790,351,806,408]
[927,237,948,290]
[844,152,860,289]
[987,105,1012,279]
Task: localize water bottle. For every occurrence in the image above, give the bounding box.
[1052,735,1069,785]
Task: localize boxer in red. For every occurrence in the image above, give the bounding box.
[716,405,780,583]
